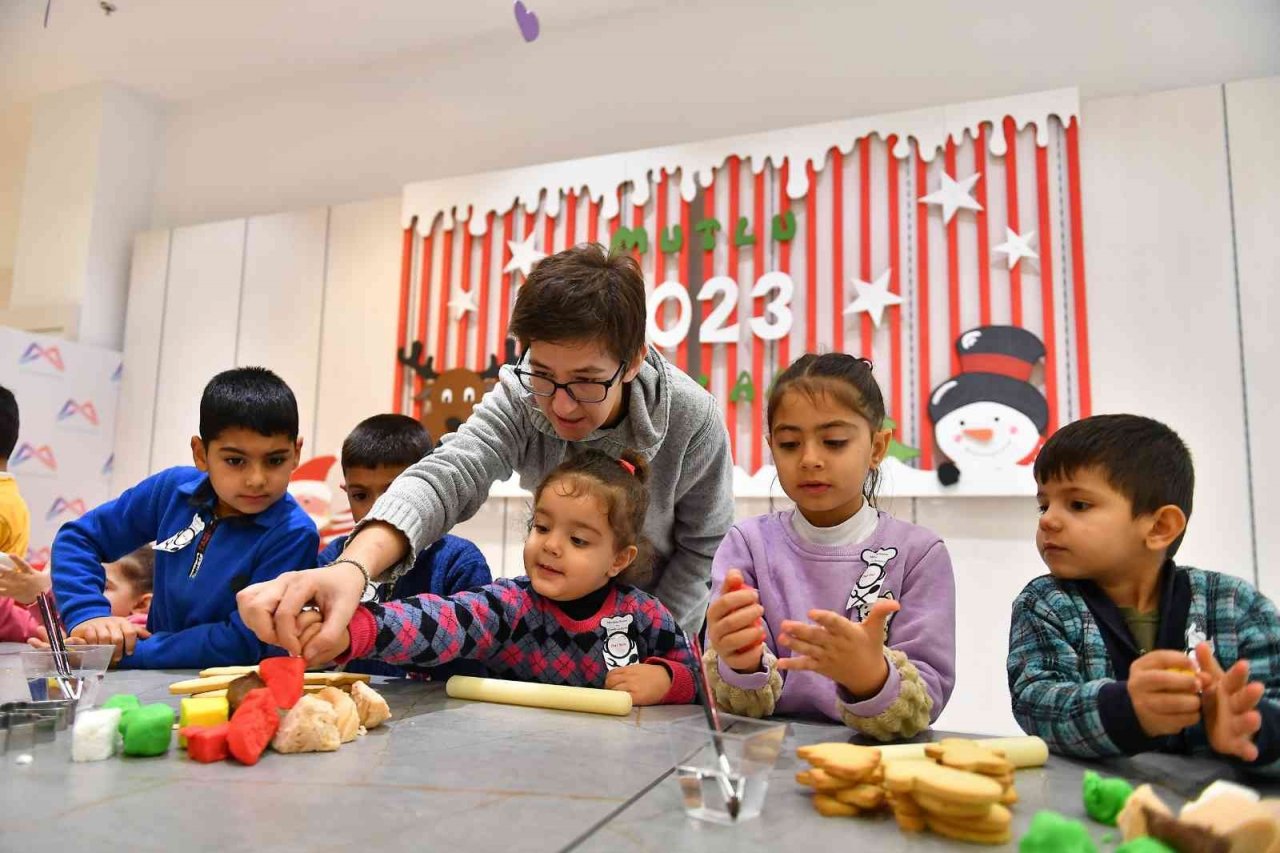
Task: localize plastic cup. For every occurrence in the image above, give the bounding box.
[19,645,114,708]
[666,714,789,824]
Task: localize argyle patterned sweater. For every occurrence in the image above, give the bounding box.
[341,577,697,704]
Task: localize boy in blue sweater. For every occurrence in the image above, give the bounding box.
[53,367,318,668]
[318,414,491,677]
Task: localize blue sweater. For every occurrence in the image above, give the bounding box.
[318,532,491,677]
[52,466,319,669]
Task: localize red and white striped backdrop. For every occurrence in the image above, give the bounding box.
[393,113,1091,478]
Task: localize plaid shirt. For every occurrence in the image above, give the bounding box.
[343,577,696,704]
[1008,564,1280,773]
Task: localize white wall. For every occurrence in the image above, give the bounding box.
[147,0,1280,229]
[1225,76,1280,595]
[9,86,103,313]
[0,102,31,302]
[6,84,161,348]
[114,78,1279,736]
[78,85,162,350]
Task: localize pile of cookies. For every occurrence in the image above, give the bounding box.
[797,739,1020,845]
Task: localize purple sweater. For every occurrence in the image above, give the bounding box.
[712,510,956,724]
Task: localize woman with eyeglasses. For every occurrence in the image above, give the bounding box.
[237,244,734,664]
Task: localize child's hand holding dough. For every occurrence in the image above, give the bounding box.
[705,570,766,673]
[1127,650,1203,737]
[297,609,349,668]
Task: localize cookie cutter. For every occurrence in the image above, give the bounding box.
[0,709,56,754]
[1,699,78,731]
[0,699,77,754]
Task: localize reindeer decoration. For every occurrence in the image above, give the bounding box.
[397,338,519,439]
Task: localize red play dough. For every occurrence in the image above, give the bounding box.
[258,656,307,709]
[181,723,230,763]
[227,688,280,766]
[724,573,765,655]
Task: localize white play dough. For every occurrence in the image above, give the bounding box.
[72,707,122,762]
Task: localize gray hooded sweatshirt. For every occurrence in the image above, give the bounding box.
[361,346,734,635]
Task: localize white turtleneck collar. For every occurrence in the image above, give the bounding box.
[789,501,879,547]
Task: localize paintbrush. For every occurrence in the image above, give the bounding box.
[684,631,742,820]
[36,591,80,700]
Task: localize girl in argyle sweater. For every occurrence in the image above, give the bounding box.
[299,449,695,705]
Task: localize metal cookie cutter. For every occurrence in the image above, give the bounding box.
[1,711,40,754]
[0,699,78,752]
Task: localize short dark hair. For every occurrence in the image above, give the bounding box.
[1034,414,1194,557]
[341,414,434,471]
[199,367,299,444]
[114,545,155,595]
[0,385,18,460]
[767,353,887,506]
[534,448,653,587]
[508,243,648,365]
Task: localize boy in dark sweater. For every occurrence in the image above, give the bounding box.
[52,367,318,667]
[1008,414,1279,773]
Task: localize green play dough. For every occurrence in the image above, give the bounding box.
[1083,770,1134,825]
[103,694,140,712]
[121,703,175,757]
[103,694,142,734]
[1020,811,1098,853]
[1114,838,1174,853]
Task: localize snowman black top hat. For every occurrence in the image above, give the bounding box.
[928,325,1049,433]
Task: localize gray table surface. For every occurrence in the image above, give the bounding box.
[1,659,1275,852]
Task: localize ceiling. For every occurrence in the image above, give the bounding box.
[0,0,669,106]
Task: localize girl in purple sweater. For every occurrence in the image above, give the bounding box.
[704,354,956,739]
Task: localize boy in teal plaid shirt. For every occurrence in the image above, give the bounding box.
[1008,414,1280,771]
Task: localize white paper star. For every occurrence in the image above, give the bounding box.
[503,233,547,279]
[449,288,478,320]
[992,227,1038,270]
[919,172,983,224]
[843,269,902,328]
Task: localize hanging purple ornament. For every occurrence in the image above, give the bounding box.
[513,1,540,42]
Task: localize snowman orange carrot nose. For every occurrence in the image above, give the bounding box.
[963,427,995,442]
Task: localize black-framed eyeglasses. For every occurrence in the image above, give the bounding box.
[514,359,626,404]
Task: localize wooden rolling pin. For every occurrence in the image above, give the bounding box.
[445,675,633,716]
[877,736,1049,768]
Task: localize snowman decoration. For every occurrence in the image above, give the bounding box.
[601,615,639,670]
[928,326,1049,487]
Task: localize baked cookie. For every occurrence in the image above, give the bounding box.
[813,794,860,818]
[796,742,881,782]
[834,784,886,810]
